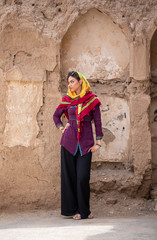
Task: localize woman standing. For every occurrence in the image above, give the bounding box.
[53,71,103,220]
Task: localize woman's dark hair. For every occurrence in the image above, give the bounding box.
[67,71,80,81]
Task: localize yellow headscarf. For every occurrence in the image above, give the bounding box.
[66,71,91,125]
[67,72,91,99]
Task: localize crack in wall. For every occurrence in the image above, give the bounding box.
[36,81,46,141]
[36,66,59,141]
[25,175,49,184]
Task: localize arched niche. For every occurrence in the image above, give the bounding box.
[61,8,131,165]
[150,29,157,188]
[61,8,129,84]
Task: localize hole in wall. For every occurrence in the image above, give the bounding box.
[14,0,22,5]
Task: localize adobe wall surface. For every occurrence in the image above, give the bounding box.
[0,0,157,210]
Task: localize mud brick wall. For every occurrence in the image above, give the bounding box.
[0,0,157,209]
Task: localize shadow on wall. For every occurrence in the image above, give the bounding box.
[150,29,157,189]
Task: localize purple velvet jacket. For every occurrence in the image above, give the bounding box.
[53,103,103,156]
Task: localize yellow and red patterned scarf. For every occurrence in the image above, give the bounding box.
[67,72,92,138]
[57,72,101,141]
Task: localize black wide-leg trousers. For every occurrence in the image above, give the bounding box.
[61,146,92,219]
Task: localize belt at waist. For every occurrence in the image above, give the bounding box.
[69,116,91,121]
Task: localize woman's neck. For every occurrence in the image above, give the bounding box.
[75,86,82,95]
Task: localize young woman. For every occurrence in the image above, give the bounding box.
[53,71,103,220]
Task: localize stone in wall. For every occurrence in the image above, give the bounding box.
[130,94,151,176]
[3,80,43,147]
[130,40,148,80]
[0,27,57,76]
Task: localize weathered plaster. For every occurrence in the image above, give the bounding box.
[93,96,130,162]
[130,40,148,80]
[3,81,43,147]
[61,8,129,81]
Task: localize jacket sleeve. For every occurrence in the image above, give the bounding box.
[53,107,65,129]
[93,104,103,140]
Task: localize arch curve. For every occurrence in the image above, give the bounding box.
[61,8,130,82]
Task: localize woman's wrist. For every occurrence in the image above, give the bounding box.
[59,126,64,132]
[96,140,101,147]
[96,143,101,147]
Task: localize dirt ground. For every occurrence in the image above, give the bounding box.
[90,192,157,218]
[1,192,156,218]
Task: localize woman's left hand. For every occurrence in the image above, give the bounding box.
[88,144,100,153]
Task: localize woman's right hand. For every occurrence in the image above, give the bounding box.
[59,123,70,134]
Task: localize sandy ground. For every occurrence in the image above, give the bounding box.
[90,192,157,217]
[0,209,157,240]
[0,193,157,240]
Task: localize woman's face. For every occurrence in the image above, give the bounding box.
[68,76,82,93]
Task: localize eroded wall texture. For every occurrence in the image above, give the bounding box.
[0,0,157,210]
